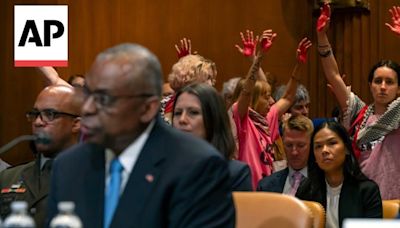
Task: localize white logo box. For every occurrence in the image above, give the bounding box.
[14,5,68,67]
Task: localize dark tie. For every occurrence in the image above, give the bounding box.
[40,159,52,191]
[104,158,123,228]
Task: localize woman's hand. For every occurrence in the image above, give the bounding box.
[317,3,331,33]
[296,37,312,64]
[175,38,192,58]
[385,6,400,36]
[235,30,259,57]
[259,29,277,53]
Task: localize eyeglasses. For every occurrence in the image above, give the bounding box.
[26,109,80,123]
[83,86,155,108]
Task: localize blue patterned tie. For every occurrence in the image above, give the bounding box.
[104,158,123,228]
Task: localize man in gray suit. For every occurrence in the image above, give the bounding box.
[257,115,313,195]
[0,85,83,227]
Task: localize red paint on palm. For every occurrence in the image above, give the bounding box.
[261,38,273,52]
[298,44,308,63]
[177,49,189,58]
[242,41,256,57]
[317,3,330,32]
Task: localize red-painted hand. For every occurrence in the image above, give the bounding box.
[175,38,192,58]
[260,29,277,52]
[297,37,312,64]
[235,30,258,57]
[317,3,331,32]
[385,6,400,36]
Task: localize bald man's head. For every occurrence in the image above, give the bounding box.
[94,43,163,97]
[30,85,83,157]
[81,43,163,152]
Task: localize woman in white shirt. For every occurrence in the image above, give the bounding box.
[296,121,382,228]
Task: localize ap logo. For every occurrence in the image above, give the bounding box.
[14,5,68,67]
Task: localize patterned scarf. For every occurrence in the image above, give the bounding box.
[248,109,270,136]
[356,97,400,150]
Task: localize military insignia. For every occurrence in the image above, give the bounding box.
[1,181,26,194]
[11,183,21,189]
[1,188,11,194]
[14,188,26,193]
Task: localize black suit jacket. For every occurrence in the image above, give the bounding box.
[0,158,49,228]
[228,160,252,191]
[296,176,382,228]
[47,119,235,228]
[256,168,288,193]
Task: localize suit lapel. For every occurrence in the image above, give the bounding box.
[277,168,289,192]
[20,160,40,208]
[338,178,357,227]
[84,144,106,228]
[111,120,167,228]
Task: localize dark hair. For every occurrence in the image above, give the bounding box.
[296,121,367,200]
[308,120,366,181]
[368,60,400,86]
[172,83,236,160]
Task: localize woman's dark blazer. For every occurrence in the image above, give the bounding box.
[296,175,382,228]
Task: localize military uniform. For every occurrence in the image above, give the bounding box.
[0,158,51,227]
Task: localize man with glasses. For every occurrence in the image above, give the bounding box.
[47,43,235,228]
[257,115,313,195]
[0,85,83,227]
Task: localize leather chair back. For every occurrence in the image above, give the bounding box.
[233,192,313,228]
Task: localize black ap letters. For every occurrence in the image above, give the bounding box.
[18,20,64,47]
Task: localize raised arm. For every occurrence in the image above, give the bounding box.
[317,3,348,110]
[236,29,276,119]
[385,6,400,36]
[273,37,312,117]
[234,30,268,81]
[37,66,71,87]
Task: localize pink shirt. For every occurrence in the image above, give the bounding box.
[358,114,400,200]
[232,103,280,189]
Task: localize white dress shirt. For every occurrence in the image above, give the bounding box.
[105,120,155,195]
[282,166,308,195]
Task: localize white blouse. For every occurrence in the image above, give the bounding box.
[325,181,343,228]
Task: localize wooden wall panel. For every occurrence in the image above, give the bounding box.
[1,0,400,165]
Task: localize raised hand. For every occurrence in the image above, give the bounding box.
[175,38,192,58]
[260,29,277,52]
[235,30,259,57]
[296,37,312,63]
[385,6,400,36]
[317,3,331,32]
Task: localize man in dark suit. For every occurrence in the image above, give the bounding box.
[0,85,83,227]
[47,43,235,228]
[257,115,313,195]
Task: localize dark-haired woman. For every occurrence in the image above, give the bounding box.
[172,83,252,191]
[296,121,382,228]
[316,3,400,199]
